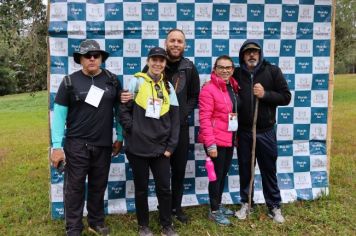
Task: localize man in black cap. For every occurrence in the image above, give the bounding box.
[51,39,123,236]
[233,40,291,223]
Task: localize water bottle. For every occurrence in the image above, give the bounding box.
[205,157,217,181]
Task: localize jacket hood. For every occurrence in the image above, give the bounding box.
[210,71,239,93]
[239,40,264,71]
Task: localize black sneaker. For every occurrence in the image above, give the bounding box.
[138,226,153,236]
[172,208,188,224]
[88,225,110,236]
[161,225,179,236]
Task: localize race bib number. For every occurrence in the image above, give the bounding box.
[228,113,238,131]
[145,97,163,119]
[85,85,104,108]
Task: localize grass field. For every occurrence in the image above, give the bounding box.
[0,74,355,235]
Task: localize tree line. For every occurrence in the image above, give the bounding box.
[0,1,354,96]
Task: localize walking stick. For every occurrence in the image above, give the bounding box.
[248,98,259,215]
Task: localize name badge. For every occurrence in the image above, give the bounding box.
[228,113,238,131]
[85,85,104,108]
[145,97,163,119]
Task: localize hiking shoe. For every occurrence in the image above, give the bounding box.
[234,203,252,220]
[208,210,231,226]
[268,208,285,223]
[88,225,110,236]
[219,204,234,216]
[138,226,153,236]
[172,208,188,224]
[161,225,179,236]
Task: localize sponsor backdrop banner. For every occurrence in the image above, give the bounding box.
[48,0,331,219]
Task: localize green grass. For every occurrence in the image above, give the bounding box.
[0,75,355,235]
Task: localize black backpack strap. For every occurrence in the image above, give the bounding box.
[63,75,72,89]
[103,68,119,88]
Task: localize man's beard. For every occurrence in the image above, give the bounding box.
[167,48,184,61]
[246,59,258,68]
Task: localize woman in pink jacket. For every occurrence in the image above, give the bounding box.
[198,55,240,226]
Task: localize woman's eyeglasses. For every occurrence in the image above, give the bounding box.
[216,65,233,71]
[154,84,164,99]
[83,52,101,59]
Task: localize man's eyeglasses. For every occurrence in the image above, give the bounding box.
[216,65,233,71]
[154,84,164,99]
[83,52,101,59]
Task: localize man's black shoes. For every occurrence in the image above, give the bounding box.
[88,225,110,236]
[172,209,188,224]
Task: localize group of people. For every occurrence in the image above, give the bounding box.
[51,29,291,236]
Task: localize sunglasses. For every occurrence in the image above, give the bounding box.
[82,52,101,59]
[154,84,164,99]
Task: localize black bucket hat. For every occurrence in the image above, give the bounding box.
[73,39,109,64]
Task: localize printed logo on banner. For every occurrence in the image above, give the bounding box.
[313,23,331,40]
[51,183,64,202]
[253,190,265,204]
[282,5,298,22]
[293,140,310,156]
[142,22,159,39]
[264,22,281,39]
[311,90,328,107]
[196,194,210,205]
[68,57,83,74]
[278,107,293,124]
[247,4,264,22]
[141,39,159,57]
[177,3,195,21]
[51,202,64,219]
[109,163,126,181]
[125,181,135,198]
[294,91,311,107]
[313,57,330,74]
[49,22,68,36]
[311,171,328,188]
[142,3,158,21]
[123,39,141,57]
[123,3,142,21]
[310,124,327,140]
[221,192,233,204]
[123,58,141,75]
[228,175,240,192]
[105,3,123,21]
[293,156,310,172]
[195,177,208,194]
[280,40,295,56]
[295,74,312,91]
[148,197,158,210]
[296,188,313,200]
[277,157,294,173]
[229,39,244,57]
[195,57,211,74]
[247,22,264,39]
[296,57,313,74]
[229,158,239,175]
[125,163,133,180]
[183,178,196,195]
[158,3,176,21]
[124,21,141,39]
[212,4,230,21]
[105,58,123,75]
[310,141,327,156]
[264,4,282,22]
[105,21,123,39]
[298,5,314,22]
[185,160,195,178]
[310,155,327,171]
[212,39,229,56]
[281,189,297,203]
[313,40,330,57]
[277,173,294,189]
[281,22,297,39]
[315,0,333,5]
[279,57,295,74]
[311,107,327,124]
[194,144,206,160]
[50,74,65,93]
[230,191,241,204]
[293,107,311,124]
[230,22,246,39]
[50,38,68,57]
[67,21,86,38]
[297,23,313,39]
[195,39,212,57]
[159,21,177,39]
[284,74,295,91]
[86,22,105,39]
[107,199,127,214]
[51,56,68,75]
[265,57,279,67]
[314,5,331,22]
[195,3,212,21]
[177,22,195,39]
[277,124,293,141]
[296,40,313,57]
[148,179,157,197]
[86,3,104,22]
[293,124,310,140]
[108,182,126,199]
[230,4,247,21]
[212,22,229,39]
[278,141,293,156]
[50,3,67,21]
[294,172,312,189]
[195,21,212,39]
[106,39,123,57]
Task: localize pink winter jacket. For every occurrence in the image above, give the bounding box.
[198,72,239,148]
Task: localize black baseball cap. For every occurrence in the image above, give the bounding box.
[147,47,168,59]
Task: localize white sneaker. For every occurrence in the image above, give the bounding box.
[268,208,285,223]
[234,203,250,220]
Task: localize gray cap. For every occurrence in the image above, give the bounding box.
[73,39,109,64]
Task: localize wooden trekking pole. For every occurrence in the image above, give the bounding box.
[248,98,259,215]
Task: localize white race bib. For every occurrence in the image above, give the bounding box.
[145,97,163,119]
[228,113,238,131]
[85,85,104,108]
